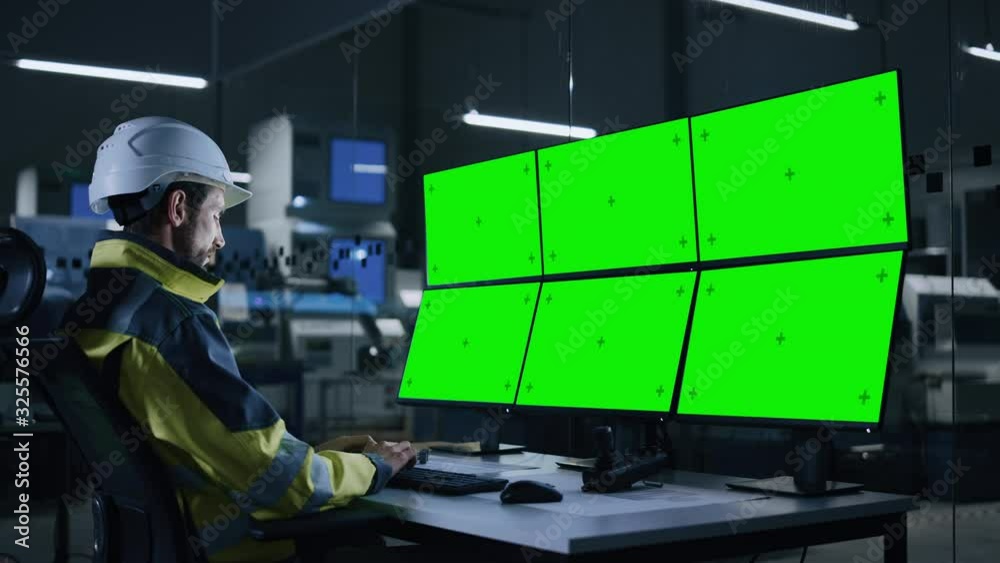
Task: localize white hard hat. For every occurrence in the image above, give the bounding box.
[89,116,251,217]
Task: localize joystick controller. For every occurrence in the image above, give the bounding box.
[582,426,670,493]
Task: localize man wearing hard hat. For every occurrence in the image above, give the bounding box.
[69,117,416,562]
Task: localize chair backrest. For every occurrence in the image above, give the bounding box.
[36,338,201,563]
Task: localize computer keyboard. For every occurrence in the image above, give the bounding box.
[387,467,509,495]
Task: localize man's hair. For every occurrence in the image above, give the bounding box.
[122,182,212,236]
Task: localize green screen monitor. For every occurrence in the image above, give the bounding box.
[691,70,908,262]
[397,282,540,407]
[676,250,903,427]
[537,119,698,275]
[423,151,541,286]
[516,271,696,414]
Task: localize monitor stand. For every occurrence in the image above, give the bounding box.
[430,407,526,456]
[726,428,863,496]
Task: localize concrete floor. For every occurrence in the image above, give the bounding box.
[0,500,997,562]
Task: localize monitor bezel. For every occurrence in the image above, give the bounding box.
[671,248,908,431]
[669,69,911,431]
[422,149,543,288]
[400,69,911,431]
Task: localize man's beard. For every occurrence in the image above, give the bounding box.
[172,221,213,268]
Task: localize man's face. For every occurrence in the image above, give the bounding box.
[175,187,226,268]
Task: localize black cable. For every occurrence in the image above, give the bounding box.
[799,545,809,562]
[748,554,759,563]
[985,0,993,45]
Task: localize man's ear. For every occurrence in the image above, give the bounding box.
[165,189,188,228]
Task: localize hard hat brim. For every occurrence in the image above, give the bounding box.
[222,182,253,210]
[166,172,253,210]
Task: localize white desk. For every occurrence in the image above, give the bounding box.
[359,452,914,562]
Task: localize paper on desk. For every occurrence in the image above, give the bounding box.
[491,482,769,517]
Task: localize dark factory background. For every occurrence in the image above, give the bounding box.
[2,1,999,562]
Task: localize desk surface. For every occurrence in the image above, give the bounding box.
[359,451,914,555]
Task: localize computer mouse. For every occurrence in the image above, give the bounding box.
[500,480,563,504]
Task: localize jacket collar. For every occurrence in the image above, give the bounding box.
[89,231,224,303]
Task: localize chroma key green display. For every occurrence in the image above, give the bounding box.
[406,71,907,423]
[537,119,697,275]
[423,151,542,286]
[677,251,903,424]
[516,272,695,412]
[691,70,907,261]
[399,283,540,405]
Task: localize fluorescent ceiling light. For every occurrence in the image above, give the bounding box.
[713,0,859,31]
[462,111,597,139]
[231,172,252,183]
[399,289,423,308]
[966,44,1000,62]
[15,58,208,89]
[352,163,388,174]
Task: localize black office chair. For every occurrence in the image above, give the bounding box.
[1,227,394,563]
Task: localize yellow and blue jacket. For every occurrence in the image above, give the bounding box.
[67,231,392,562]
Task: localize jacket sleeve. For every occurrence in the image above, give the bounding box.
[114,310,393,518]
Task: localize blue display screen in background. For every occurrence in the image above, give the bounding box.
[330,138,387,205]
[70,183,103,218]
[329,237,386,304]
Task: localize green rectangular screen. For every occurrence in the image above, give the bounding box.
[423,152,541,286]
[691,70,907,261]
[677,251,902,424]
[398,282,540,405]
[516,272,695,413]
[537,120,697,274]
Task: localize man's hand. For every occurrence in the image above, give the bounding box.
[365,440,417,476]
[315,435,377,453]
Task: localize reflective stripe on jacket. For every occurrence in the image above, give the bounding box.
[67,231,392,562]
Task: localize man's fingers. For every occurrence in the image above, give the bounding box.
[391,441,413,454]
